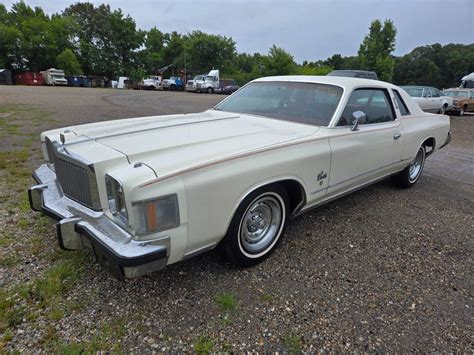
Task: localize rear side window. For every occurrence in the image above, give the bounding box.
[393,89,411,116]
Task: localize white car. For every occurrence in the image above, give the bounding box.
[29,76,451,279]
[401,86,453,114]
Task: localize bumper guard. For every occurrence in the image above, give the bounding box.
[28,164,169,279]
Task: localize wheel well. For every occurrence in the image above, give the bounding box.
[276,179,306,216]
[422,137,435,157]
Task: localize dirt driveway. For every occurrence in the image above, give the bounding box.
[0,86,472,352]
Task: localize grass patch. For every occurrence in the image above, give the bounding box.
[282,332,303,353]
[0,104,53,142]
[18,193,31,213]
[215,292,237,312]
[0,288,26,332]
[0,251,87,338]
[194,336,214,354]
[0,233,14,247]
[260,293,275,303]
[42,317,127,352]
[0,150,29,169]
[33,252,87,304]
[0,253,19,267]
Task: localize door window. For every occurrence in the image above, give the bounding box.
[423,88,431,98]
[338,88,396,126]
[430,88,441,97]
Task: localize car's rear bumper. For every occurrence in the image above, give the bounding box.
[28,164,169,279]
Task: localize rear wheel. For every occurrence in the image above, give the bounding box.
[391,146,426,188]
[438,104,447,114]
[221,184,289,266]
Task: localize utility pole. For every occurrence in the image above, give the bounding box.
[184,40,187,83]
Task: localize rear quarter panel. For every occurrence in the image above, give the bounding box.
[400,113,450,161]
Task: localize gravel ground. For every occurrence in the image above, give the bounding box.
[0,86,472,352]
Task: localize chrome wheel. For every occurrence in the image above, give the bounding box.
[409,148,425,183]
[239,194,284,255]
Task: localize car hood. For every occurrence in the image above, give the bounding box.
[55,110,318,177]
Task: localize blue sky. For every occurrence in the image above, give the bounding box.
[4,0,473,63]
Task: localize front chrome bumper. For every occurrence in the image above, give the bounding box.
[28,164,169,279]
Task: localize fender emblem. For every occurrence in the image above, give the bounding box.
[317,171,327,182]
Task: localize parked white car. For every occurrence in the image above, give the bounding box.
[401,86,453,114]
[29,76,451,278]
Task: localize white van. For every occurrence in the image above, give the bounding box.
[41,68,68,86]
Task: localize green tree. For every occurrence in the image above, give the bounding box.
[358,19,397,81]
[186,30,236,73]
[6,2,59,71]
[0,4,23,69]
[262,45,295,76]
[393,43,474,88]
[63,3,144,78]
[296,65,332,76]
[56,48,82,75]
[162,31,184,68]
[326,54,343,70]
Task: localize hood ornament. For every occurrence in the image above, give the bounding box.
[60,129,71,144]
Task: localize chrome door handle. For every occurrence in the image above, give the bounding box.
[393,133,401,140]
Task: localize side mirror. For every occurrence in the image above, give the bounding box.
[351,111,366,131]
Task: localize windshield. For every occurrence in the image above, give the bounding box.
[402,87,423,97]
[194,75,203,80]
[214,81,343,127]
[443,90,469,98]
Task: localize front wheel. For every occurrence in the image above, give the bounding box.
[391,146,426,188]
[221,184,289,267]
[207,87,213,94]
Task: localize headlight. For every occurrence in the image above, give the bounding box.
[133,194,179,236]
[105,174,128,226]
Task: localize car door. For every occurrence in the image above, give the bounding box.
[430,88,443,112]
[326,88,404,196]
[421,88,435,112]
[468,91,474,111]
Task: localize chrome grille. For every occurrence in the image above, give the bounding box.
[46,138,102,211]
